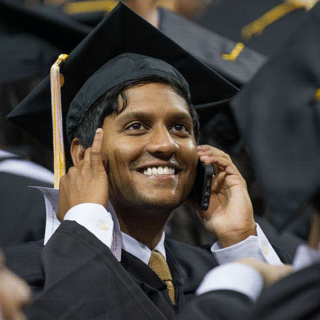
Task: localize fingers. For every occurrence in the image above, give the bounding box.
[90,128,104,169]
[197,145,241,175]
[197,145,246,193]
[82,128,105,170]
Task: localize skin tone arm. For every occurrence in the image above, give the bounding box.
[0,251,31,320]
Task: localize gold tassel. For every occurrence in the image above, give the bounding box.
[63,0,118,14]
[221,42,245,61]
[50,54,68,189]
[241,2,304,40]
[289,0,319,10]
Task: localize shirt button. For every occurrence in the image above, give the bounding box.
[263,245,269,255]
[99,222,109,231]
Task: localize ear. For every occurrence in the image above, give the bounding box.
[70,138,85,165]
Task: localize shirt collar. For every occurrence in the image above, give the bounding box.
[121,231,166,265]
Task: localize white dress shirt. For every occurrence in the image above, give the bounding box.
[196,241,320,301]
[48,203,281,268]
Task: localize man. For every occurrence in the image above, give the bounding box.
[4,4,283,319]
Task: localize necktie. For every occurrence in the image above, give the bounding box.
[148,251,175,305]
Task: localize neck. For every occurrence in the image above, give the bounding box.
[157,0,175,11]
[123,0,159,27]
[113,202,171,249]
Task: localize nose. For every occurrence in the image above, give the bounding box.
[146,125,179,160]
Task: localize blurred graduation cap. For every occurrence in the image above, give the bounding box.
[196,0,309,57]
[0,0,91,52]
[7,3,238,187]
[231,1,320,230]
[0,0,92,85]
[158,7,267,87]
[63,1,268,87]
[61,0,118,27]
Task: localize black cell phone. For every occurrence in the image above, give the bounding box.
[190,161,214,211]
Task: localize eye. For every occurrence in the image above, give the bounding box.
[171,123,191,136]
[124,122,148,134]
[128,122,143,130]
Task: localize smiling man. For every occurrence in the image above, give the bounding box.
[4,4,284,319]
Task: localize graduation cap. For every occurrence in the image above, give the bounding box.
[158,7,268,87]
[196,0,309,57]
[7,3,238,188]
[231,1,320,230]
[0,0,93,86]
[0,0,91,52]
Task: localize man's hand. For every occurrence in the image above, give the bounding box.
[237,258,293,287]
[196,145,256,247]
[57,128,109,221]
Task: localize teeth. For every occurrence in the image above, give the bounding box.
[143,166,175,175]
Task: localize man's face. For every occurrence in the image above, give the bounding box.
[102,83,198,213]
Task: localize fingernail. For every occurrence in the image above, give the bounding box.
[96,128,102,134]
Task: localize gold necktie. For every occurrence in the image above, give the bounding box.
[148,251,175,305]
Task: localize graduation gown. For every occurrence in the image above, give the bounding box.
[4,220,218,319]
[0,154,53,247]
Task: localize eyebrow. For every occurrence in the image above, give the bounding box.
[115,110,193,124]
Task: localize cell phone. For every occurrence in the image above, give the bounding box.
[190,161,214,211]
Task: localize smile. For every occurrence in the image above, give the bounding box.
[143,166,176,175]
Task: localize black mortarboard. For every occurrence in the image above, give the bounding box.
[0,0,92,86]
[7,3,238,184]
[0,0,91,52]
[231,1,320,230]
[158,7,267,87]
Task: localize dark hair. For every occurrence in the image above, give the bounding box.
[74,75,199,148]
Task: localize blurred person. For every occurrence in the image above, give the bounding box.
[157,0,212,20]
[0,148,54,247]
[197,0,319,56]
[0,250,31,320]
[175,3,320,318]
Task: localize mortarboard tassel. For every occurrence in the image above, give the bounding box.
[241,2,304,40]
[50,54,68,189]
[63,0,118,15]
